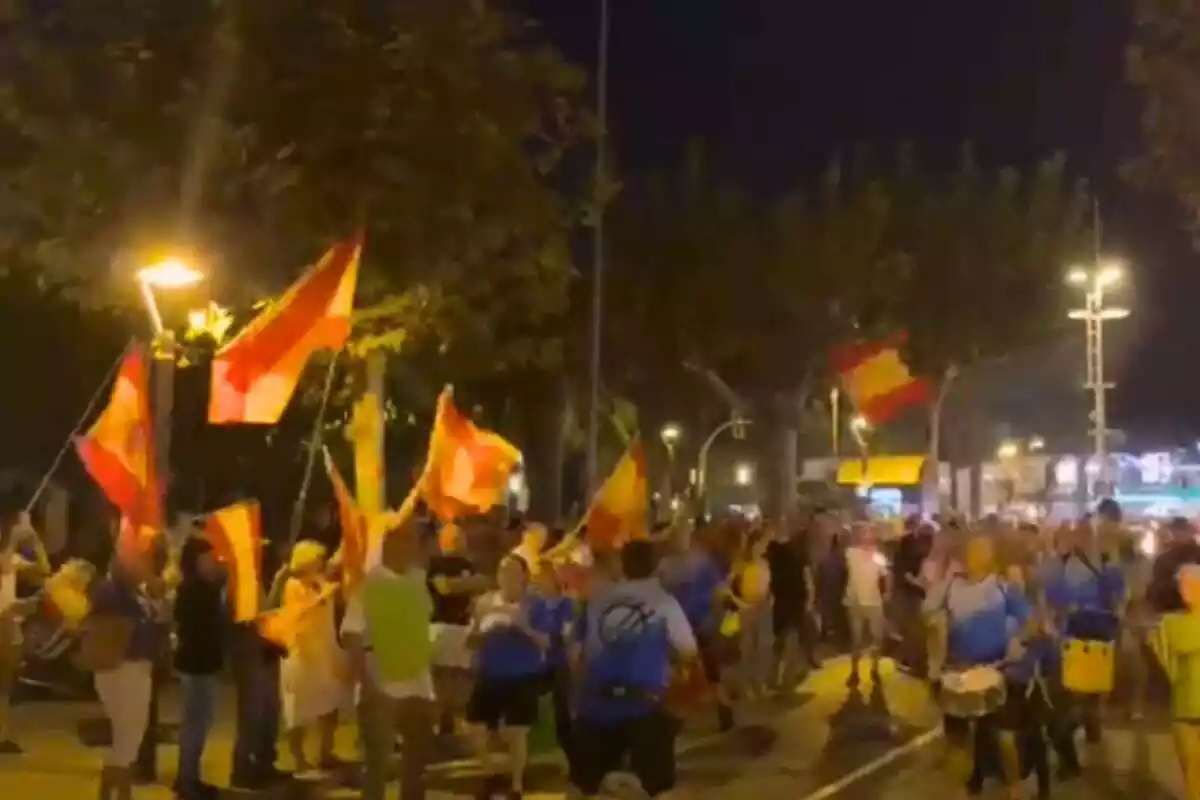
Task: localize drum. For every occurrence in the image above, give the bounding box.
[938,666,1007,719]
[1061,638,1114,695]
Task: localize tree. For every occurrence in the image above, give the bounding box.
[886,147,1090,471]
[1127,0,1200,230]
[0,0,590,515]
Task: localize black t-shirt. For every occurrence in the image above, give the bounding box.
[894,535,929,599]
[427,554,477,625]
[765,538,809,605]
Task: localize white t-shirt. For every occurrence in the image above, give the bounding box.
[844,546,885,607]
[340,565,435,701]
[580,578,697,658]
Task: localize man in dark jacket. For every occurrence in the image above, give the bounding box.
[174,537,226,799]
[230,542,289,790]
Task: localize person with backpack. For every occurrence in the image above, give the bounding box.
[1039,519,1125,747]
[571,540,698,800]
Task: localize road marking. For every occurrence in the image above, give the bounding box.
[797,727,943,800]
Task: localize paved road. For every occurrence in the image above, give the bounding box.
[0,656,1177,798]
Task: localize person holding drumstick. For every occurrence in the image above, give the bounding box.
[924,533,1031,800]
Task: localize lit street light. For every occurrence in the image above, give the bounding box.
[659,422,682,516]
[660,422,682,447]
[734,462,755,487]
[997,440,1019,460]
[1065,259,1130,498]
[1028,435,1045,452]
[850,414,870,433]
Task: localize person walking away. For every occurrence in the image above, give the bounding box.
[172,537,225,799]
[893,521,932,678]
[1150,564,1200,800]
[923,535,1031,800]
[280,541,347,775]
[344,520,437,800]
[0,510,49,754]
[731,530,772,700]
[571,540,698,800]
[765,522,816,692]
[816,531,849,650]
[466,555,549,798]
[1040,521,1124,749]
[84,546,160,800]
[230,542,287,790]
[428,523,489,740]
[844,525,889,687]
[530,558,575,766]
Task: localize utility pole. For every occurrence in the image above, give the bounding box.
[585,0,610,494]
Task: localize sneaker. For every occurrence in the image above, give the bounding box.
[0,740,23,755]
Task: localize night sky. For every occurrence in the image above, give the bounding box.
[522,0,1200,442]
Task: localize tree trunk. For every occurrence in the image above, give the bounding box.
[923,365,958,514]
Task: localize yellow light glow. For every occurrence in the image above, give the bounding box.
[1029,436,1045,452]
[138,257,202,289]
[734,462,754,486]
[1097,263,1123,288]
[660,423,682,444]
[997,440,1019,459]
[1066,267,1088,286]
[850,414,870,432]
[186,309,207,332]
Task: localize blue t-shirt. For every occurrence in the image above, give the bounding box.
[925,574,1030,667]
[89,578,159,662]
[529,595,574,668]
[1003,632,1060,685]
[662,550,723,634]
[1041,553,1123,641]
[576,579,697,722]
[475,598,546,681]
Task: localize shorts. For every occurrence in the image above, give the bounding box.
[572,708,678,797]
[771,601,807,638]
[430,623,473,669]
[847,604,884,651]
[466,674,541,730]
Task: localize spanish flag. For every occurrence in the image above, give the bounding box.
[75,346,161,555]
[832,336,930,424]
[325,448,369,594]
[203,501,262,622]
[209,234,361,425]
[420,386,522,522]
[257,582,337,650]
[582,438,648,551]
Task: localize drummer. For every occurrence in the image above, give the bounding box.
[1039,519,1124,746]
[923,533,1031,799]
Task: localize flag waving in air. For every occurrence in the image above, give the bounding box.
[75,346,161,555]
[832,335,930,424]
[324,448,369,594]
[209,234,361,425]
[420,387,522,522]
[582,438,648,551]
[203,501,262,622]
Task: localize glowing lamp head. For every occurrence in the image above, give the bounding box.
[850,414,870,433]
[138,257,202,289]
[660,423,682,445]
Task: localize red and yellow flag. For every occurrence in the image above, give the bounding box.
[582,438,648,551]
[209,234,361,425]
[832,336,930,424]
[420,387,522,522]
[203,501,262,622]
[324,449,369,594]
[74,346,161,556]
[257,582,337,650]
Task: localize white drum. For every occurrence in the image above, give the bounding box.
[938,665,1007,719]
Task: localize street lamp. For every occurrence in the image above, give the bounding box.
[1028,436,1045,453]
[997,440,1020,460]
[696,416,752,513]
[660,423,682,447]
[137,258,203,335]
[734,462,754,487]
[850,414,870,434]
[1066,260,1130,498]
[659,422,682,515]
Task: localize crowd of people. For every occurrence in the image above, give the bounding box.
[1,498,1200,799]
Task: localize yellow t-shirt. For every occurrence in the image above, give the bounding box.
[740,559,771,604]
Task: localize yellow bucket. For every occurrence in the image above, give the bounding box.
[1061,638,1114,695]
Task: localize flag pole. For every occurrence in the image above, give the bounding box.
[287,356,340,548]
[26,341,135,512]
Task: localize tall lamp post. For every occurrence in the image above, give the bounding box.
[136,257,204,520]
[584,0,611,493]
[659,422,681,512]
[1066,262,1129,498]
